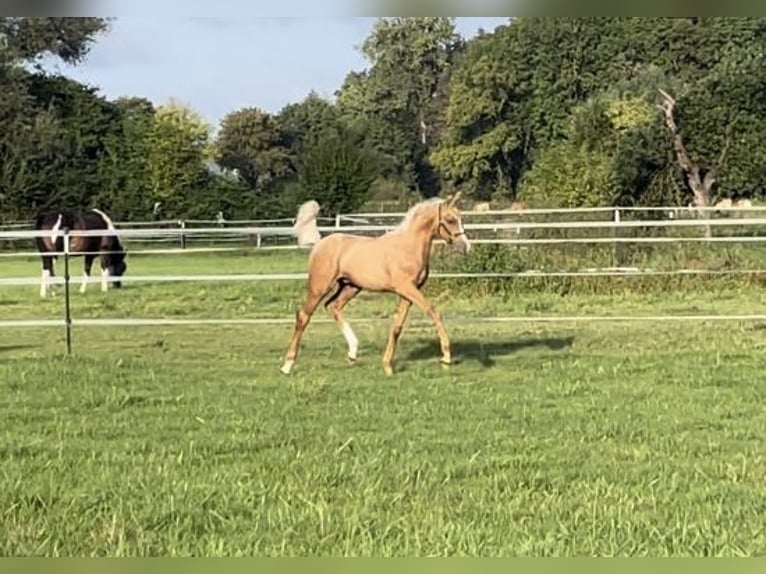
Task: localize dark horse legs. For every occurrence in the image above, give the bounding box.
[39,254,55,298]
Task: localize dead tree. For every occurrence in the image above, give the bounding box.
[657,89,731,237]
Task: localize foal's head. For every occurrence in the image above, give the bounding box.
[435,192,471,254]
[106,238,128,288]
[395,192,471,254]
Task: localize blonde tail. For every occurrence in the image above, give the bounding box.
[293,200,321,247]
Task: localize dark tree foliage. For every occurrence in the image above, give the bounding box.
[4,17,766,223]
[297,131,380,215]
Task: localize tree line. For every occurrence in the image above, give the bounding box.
[2,17,766,224]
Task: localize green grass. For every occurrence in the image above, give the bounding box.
[2,250,766,556]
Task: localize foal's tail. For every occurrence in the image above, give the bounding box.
[293,199,321,247]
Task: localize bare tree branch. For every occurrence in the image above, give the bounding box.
[657,88,715,210]
[657,89,694,173]
[715,120,734,171]
[702,169,716,193]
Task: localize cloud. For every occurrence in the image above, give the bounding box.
[187,17,232,29]
[80,20,164,69]
[186,16,310,32]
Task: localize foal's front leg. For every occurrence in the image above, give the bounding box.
[382,297,412,375]
[394,284,452,368]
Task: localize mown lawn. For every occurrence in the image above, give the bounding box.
[2,248,766,555]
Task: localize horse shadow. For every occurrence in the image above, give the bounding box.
[402,335,575,368]
[0,344,38,355]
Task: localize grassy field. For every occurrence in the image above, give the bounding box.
[2,248,766,556]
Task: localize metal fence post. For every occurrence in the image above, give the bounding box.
[179,220,187,249]
[63,231,73,355]
[613,208,623,267]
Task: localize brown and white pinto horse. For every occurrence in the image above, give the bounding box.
[35,208,127,297]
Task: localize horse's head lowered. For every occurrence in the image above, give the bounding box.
[436,192,471,254]
[106,240,127,288]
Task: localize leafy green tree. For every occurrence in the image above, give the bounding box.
[278,91,346,155]
[0,17,110,65]
[146,99,212,217]
[95,97,156,219]
[213,107,293,192]
[336,17,462,196]
[519,88,672,208]
[25,74,124,210]
[432,18,626,200]
[433,17,766,207]
[297,131,379,215]
[0,16,111,221]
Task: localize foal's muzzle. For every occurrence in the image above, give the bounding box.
[452,233,471,254]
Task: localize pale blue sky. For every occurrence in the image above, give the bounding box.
[45,6,510,128]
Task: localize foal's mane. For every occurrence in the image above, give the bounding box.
[390,197,444,234]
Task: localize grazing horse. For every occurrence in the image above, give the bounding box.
[281,192,471,376]
[35,208,127,298]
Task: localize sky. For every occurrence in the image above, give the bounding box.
[43,9,511,128]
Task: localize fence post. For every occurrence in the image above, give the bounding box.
[63,231,73,356]
[335,213,341,229]
[179,220,187,249]
[613,208,623,268]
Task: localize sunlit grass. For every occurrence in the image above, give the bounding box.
[2,250,766,556]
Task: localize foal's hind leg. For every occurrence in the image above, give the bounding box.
[280,276,336,375]
[325,282,362,363]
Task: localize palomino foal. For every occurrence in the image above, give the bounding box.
[281,192,471,375]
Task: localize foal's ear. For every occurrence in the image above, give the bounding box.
[448,191,462,207]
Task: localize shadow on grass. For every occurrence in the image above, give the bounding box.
[402,335,575,367]
[0,344,38,355]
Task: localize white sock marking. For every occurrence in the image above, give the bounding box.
[40,269,50,298]
[80,271,89,294]
[341,321,359,359]
[280,359,295,375]
[101,267,110,292]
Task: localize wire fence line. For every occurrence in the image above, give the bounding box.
[2,214,766,243]
[3,268,766,288]
[2,203,765,230]
[3,214,766,236]
[1,203,762,258]
[3,209,766,354]
[5,313,766,331]
[7,234,766,261]
[7,313,766,335]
